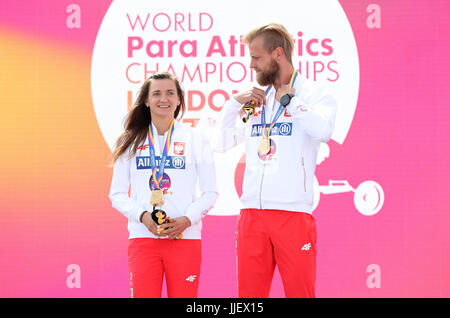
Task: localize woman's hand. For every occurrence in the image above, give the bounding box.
[140,211,168,237]
[158,216,191,240]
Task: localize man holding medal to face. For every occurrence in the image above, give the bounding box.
[214,23,337,298]
[109,72,218,298]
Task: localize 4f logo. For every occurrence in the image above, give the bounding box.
[186,275,197,283]
[137,144,149,151]
[301,243,311,251]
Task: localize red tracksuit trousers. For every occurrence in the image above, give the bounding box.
[127,238,201,298]
[236,209,317,298]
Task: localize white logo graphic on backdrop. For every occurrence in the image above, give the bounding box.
[91,0,383,215]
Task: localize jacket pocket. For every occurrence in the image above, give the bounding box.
[301,156,307,192]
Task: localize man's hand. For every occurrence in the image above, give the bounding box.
[275,85,296,102]
[233,87,266,106]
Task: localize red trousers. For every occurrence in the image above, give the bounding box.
[128,238,201,298]
[236,209,317,298]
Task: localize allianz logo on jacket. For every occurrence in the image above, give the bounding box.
[251,122,293,137]
[136,156,186,170]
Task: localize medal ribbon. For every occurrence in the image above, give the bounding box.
[261,71,298,138]
[147,119,175,190]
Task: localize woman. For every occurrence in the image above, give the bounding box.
[109,72,218,298]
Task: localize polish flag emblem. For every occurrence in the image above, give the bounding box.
[174,142,185,155]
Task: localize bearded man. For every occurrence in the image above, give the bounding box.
[214,23,337,298]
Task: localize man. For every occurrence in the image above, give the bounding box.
[214,23,337,298]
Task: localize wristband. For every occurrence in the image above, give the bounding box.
[139,211,148,223]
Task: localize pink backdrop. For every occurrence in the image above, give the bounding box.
[0,0,449,297]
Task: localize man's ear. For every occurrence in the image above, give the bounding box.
[272,46,285,62]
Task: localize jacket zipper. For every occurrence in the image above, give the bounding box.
[302,156,307,192]
[259,164,266,209]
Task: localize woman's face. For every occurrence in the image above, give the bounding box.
[146,78,180,120]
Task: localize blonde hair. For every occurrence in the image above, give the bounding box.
[243,22,294,63]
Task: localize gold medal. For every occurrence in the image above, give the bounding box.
[150,189,164,206]
[258,137,271,156]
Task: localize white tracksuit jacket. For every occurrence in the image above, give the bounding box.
[110,121,218,239]
[214,75,337,214]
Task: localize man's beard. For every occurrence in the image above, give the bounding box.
[256,59,279,86]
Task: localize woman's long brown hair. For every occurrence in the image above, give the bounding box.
[112,72,186,163]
